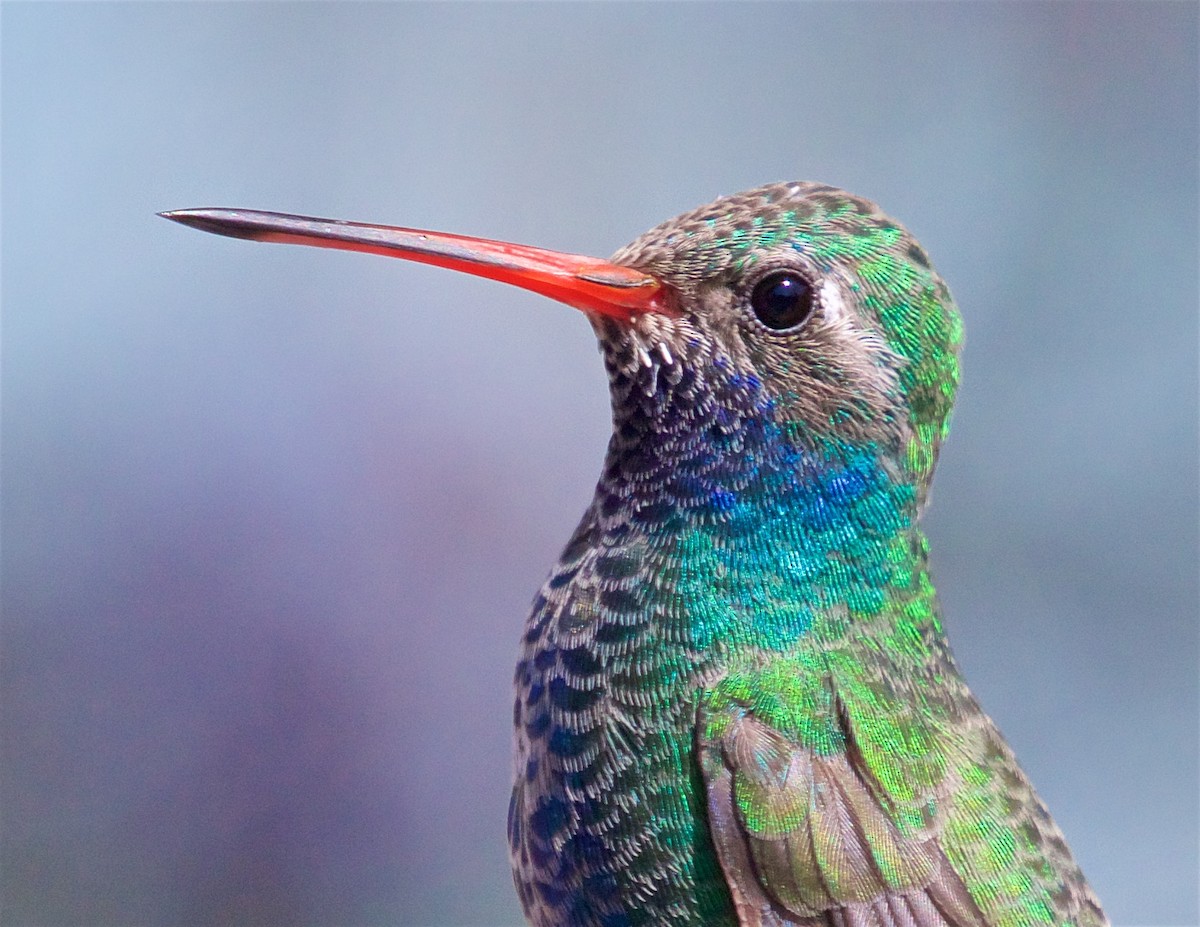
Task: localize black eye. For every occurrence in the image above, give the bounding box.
[749,271,814,331]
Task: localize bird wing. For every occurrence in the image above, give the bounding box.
[697,651,987,927]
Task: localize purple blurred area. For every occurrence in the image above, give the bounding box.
[2,4,1196,925]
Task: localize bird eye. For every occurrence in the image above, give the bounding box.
[749,271,814,331]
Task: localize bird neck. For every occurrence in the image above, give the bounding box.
[597,342,926,656]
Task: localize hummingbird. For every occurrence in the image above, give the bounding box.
[161,182,1107,927]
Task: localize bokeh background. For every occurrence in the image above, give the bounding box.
[3,3,1196,925]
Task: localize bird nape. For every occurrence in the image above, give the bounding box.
[162,182,1107,927]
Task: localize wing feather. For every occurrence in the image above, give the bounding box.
[698,660,986,927]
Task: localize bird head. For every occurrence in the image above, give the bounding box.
[161,182,961,507]
[600,182,962,500]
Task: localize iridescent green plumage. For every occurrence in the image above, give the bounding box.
[507,182,1105,927]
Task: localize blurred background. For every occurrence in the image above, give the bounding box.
[3,4,1196,926]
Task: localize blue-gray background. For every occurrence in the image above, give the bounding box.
[3,3,1196,925]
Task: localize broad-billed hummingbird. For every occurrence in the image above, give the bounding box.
[162,182,1107,927]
